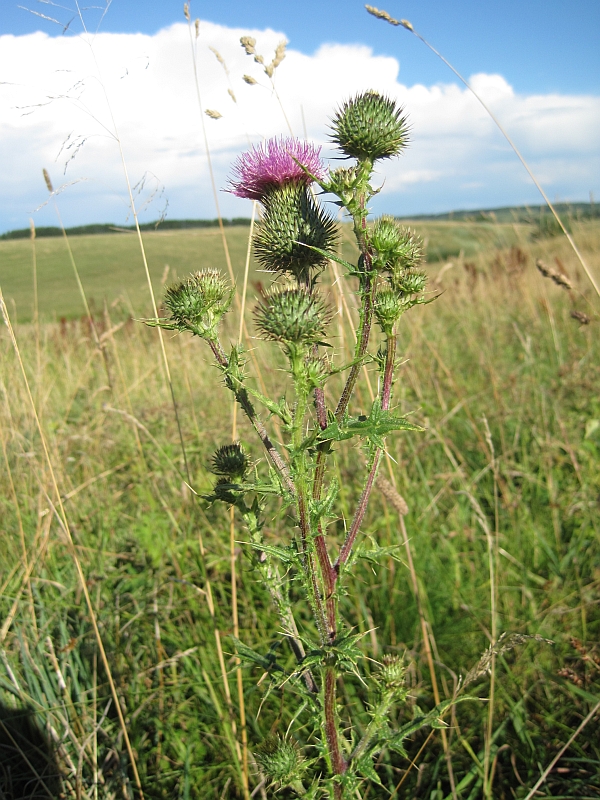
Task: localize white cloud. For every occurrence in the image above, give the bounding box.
[1,21,599,231]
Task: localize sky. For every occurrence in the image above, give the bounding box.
[1,0,599,233]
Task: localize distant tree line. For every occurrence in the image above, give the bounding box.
[1,203,597,240]
[0,218,252,240]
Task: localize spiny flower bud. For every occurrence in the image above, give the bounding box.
[394,269,427,296]
[330,91,409,162]
[371,217,423,272]
[323,165,359,198]
[212,477,238,505]
[374,288,405,334]
[255,736,304,787]
[378,654,406,691]
[211,443,250,480]
[254,287,331,349]
[254,183,338,284]
[304,352,330,390]
[163,270,232,338]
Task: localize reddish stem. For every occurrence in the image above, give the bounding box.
[324,666,347,782]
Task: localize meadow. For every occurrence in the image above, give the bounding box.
[1,216,599,799]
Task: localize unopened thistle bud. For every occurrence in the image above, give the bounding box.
[371,217,423,273]
[374,288,405,334]
[254,287,331,350]
[394,269,427,296]
[378,654,406,691]
[212,477,238,505]
[255,736,305,788]
[330,91,409,162]
[211,443,250,480]
[163,270,233,339]
[304,352,330,390]
[254,183,338,284]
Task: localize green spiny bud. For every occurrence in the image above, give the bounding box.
[212,477,238,505]
[322,165,360,200]
[378,654,406,691]
[371,218,423,273]
[254,287,331,350]
[253,183,338,284]
[330,91,409,162]
[304,352,330,390]
[163,270,232,338]
[211,443,250,480]
[394,269,427,296]
[374,288,405,334]
[255,736,305,787]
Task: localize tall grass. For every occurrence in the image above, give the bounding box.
[2,4,599,795]
[1,220,599,797]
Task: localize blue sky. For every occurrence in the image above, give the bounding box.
[1,1,599,232]
[4,0,600,94]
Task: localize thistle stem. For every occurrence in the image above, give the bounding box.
[208,339,295,495]
[291,354,329,643]
[335,332,396,570]
[324,666,347,783]
[335,449,383,569]
[334,270,376,422]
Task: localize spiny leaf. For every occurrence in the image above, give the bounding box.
[229,636,285,672]
[246,541,302,567]
[354,755,383,785]
[318,398,423,448]
[309,478,338,528]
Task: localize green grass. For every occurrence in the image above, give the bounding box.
[0,219,536,322]
[1,219,599,799]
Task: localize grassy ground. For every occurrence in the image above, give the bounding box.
[1,219,599,799]
[0,218,529,322]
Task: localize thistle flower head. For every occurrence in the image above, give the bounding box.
[255,736,305,788]
[163,270,233,338]
[211,443,250,480]
[254,287,331,351]
[228,137,325,201]
[330,91,409,162]
[253,183,338,284]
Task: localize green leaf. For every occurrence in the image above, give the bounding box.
[387,697,474,752]
[318,398,423,449]
[346,538,405,571]
[246,541,299,566]
[309,478,338,529]
[229,636,284,673]
[354,755,383,785]
[297,243,361,276]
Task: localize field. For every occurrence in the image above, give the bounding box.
[1,217,599,798]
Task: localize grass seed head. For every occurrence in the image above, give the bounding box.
[43,168,54,193]
[240,36,256,56]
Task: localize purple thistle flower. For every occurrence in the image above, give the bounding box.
[228,137,325,201]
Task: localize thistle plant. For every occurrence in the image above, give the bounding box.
[148,92,443,798]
